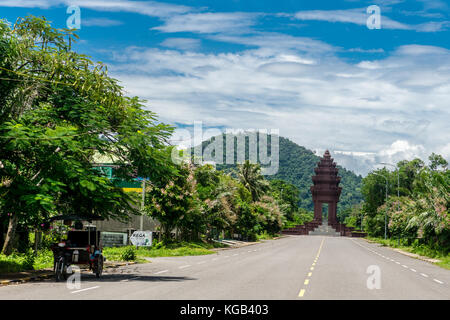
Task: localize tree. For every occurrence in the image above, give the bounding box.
[237,161,269,202]
[145,162,199,240]
[397,158,425,195]
[407,167,449,248]
[194,165,237,240]
[0,16,173,254]
[269,179,300,221]
[429,153,448,171]
[253,195,283,234]
[362,154,449,250]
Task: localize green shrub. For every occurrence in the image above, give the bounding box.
[120,246,137,261]
[23,249,36,270]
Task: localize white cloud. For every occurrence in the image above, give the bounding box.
[294,8,449,32]
[348,48,385,53]
[0,0,191,17]
[0,0,52,8]
[105,40,450,176]
[153,12,258,34]
[379,140,426,158]
[161,38,201,51]
[439,143,450,159]
[4,0,448,175]
[82,17,123,27]
[210,32,335,54]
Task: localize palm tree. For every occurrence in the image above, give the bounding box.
[237,160,270,202]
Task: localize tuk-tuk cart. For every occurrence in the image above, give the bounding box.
[49,215,105,281]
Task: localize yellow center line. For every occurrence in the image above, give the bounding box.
[298,238,325,298]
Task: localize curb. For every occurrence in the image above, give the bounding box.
[392,248,441,264]
[0,261,138,287]
[0,272,54,286]
[212,241,260,251]
[362,239,441,264]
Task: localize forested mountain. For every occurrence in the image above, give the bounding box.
[195,134,363,214]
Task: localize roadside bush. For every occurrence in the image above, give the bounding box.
[0,250,35,273]
[120,246,137,261]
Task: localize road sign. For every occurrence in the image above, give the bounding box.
[130,231,152,247]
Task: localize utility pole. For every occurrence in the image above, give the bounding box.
[380,162,400,210]
[140,179,146,231]
[372,172,389,240]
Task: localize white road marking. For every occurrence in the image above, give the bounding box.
[355,239,446,287]
[155,270,168,275]
[197,261,206,265]
[232,254,238,256]
[212,258,219,261]
[179,265,191,269]
[71,286,99,294]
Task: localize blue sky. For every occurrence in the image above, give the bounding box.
[1,0,449,175]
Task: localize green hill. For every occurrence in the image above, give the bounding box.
[195,134,363,214]
[264,137,363,213]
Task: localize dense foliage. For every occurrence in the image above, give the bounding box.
[145,161,286,242]
[0,16,173,255]
[201,134,363,216]
[361,154,449,254]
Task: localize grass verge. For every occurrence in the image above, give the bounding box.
[103,241,226,262]
[0,250,53,274]
[367,237,450,270]
[0,241,226,274]
[256,231,279,240]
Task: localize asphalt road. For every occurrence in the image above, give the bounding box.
[0,236,448,300]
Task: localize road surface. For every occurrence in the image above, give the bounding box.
[0,236,448,299]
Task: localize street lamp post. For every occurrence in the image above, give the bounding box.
[380,162,400,244]
[360,212,364,231]
[372,172,388,240]
[380,162,400,210]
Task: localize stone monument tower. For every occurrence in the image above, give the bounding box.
[310,150,342,224]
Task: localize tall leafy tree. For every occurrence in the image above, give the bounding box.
[0,16,173,254]
[194,165,237,240]
[237,160,270,202]
[269,179,300,220]
[145,162,199,240]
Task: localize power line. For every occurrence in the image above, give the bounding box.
[0,66,77,87]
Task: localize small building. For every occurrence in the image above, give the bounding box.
[91,153,160,246]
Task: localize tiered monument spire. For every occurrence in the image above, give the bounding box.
[310,150,342,224]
